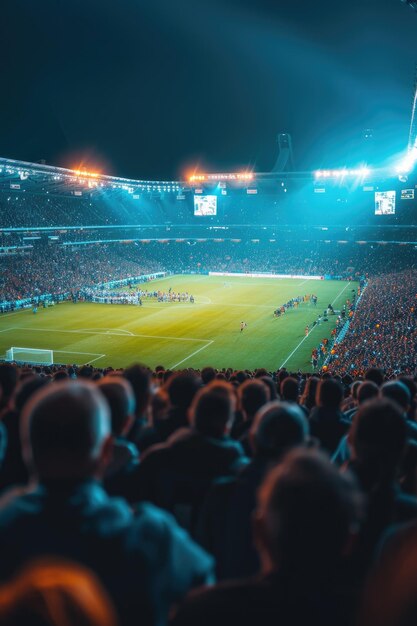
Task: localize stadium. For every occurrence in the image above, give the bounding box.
[2,2,417,626]
[1,156,415,373]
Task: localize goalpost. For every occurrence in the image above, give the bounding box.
[5,347,54,365]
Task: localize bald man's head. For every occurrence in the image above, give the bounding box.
[21,381,111,481]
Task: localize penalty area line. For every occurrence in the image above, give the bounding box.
[16,327,208,343]
[170,341,214,369]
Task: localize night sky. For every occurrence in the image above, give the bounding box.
[1,0,416,179]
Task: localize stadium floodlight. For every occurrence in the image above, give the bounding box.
[396,146,417,174]
[314,167,370,178]
[188,171,254,183]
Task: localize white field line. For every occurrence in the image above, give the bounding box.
[279,282,351,369]
[279,325,320,369]
[82,355,106,365]
[0,328,12,334]
[77,327,134,336]
[54,350,105,356]
[15,326,210,343]
[53,350,107,366]
[170,340,214,369]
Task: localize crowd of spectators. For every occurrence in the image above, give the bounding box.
[0,362,416,625]
[0,192,171,228]
[329,269,417,376]
[2,239,417,306]
[0,245,164,303]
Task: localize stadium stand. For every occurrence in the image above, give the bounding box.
[2,167,417,626]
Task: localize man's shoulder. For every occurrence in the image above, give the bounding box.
[0,485,43,523]
[0,482,134,531]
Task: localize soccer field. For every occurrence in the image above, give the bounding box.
[0,275,357,371]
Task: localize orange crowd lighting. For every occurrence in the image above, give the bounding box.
[72,168,101,178]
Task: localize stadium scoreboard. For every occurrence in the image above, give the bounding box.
[194,195,217,216]
[375,190,396,215]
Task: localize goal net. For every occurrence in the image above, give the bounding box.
[5,347,54,365]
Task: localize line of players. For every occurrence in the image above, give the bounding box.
[79,287,195,305]
[273,293,318,318]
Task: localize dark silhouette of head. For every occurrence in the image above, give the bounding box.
[78,366,94,380]
[190,381,235,438]
[358,525,417,626]
[316,378,343,410]
[238,379,269,422]
[165,371,201,412]
[96,377,135,437]
[300,376,319,409]
[365,367,384,387]
[21,381,112,482]
[351,398,407,481]
[0,363,18,407]
[260,376,278,401]
[381,381,411,414]
[201,367,216,385]
[254,449,361,583]
[123,364,151,418]
[250,401,308,460]
[280,377,299,403]
[14,376,51,413]
[357,381,379,405]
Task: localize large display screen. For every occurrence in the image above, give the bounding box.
[375,190,396,215]
[194,195,217,216]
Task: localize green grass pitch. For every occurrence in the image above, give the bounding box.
[0,275,357,371]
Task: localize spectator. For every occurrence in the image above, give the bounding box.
[122,364,152,446]
[198,401,309,579]
[0,381,214,626]
[135,371,201,451]
[171,449,362,626]
[280,377,299,404]
[299,376,319,413]
[358,521,417,626]
[346,398,417,576]
[96,377,139,495]
[380,380,417,441]
[309,378,350,454]
[0,375,50,492]
[332,380,379,466]
[0,364,18,414]
[126,381,246,533]
[234,379,269,455]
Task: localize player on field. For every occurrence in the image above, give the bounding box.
[240,322,247,332]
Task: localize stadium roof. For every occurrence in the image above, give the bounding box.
[0,155,406,200]
[0,156,182,196]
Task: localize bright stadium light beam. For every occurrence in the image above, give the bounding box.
[314,167,371,178]
[395,145,417,174]
[188,171,254,183]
